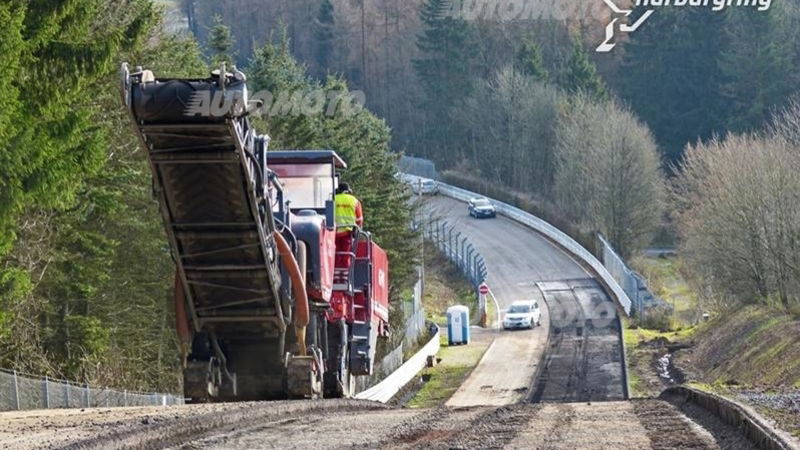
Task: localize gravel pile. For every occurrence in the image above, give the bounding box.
[736,389,800,415]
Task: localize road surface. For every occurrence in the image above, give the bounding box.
[1,399,755,449]
[422,195,625,406]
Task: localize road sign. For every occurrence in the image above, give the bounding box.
[479,283,489,295]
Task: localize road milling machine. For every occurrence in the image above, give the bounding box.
[120,64,390,401]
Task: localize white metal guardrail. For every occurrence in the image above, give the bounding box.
[402,174,632,316]
[356,326,440,403]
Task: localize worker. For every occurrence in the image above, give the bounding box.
[334,183,363,279]
[334,183,363,231]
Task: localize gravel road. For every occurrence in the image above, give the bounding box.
[1,399,755,449]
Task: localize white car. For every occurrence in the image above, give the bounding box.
[503,301,542,330]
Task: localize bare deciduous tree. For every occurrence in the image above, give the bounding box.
[673,107,800,310]
[555,95,664,258]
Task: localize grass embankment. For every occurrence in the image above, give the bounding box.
[406,335,490,408]
[626,255,800,437]
[403,242,491,408]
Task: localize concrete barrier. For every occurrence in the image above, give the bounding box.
[661,386,799,450]
[355,326,440,403]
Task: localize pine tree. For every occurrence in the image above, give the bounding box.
[249,36,418,351]
[313,0,336,78]
[413,0,476,160]
[207,14,235,68]
[719,4,796,133]
[559,37,608,101]
[618,7,728,162]
[515,35,548,82]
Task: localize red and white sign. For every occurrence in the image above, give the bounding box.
[479,283,490,295]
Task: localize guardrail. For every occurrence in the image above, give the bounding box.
[403,174,632,316]
[356,325,440,403]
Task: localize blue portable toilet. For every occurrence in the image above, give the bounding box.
[446,305,470,345]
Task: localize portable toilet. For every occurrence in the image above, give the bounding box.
[446,305,470,345]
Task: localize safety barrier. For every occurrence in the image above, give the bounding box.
[402,174,632,316]
[356,326,440,403]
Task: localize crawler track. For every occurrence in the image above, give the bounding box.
[530,278,626,403]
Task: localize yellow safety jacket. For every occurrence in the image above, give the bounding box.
[335,193,361,230]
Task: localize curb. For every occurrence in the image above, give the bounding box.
[661,386,799,450]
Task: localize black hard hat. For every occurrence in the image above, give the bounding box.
[337,183,352,194]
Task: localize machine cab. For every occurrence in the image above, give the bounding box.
[267,150,347,302]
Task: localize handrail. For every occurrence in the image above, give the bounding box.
[355,325,440,403]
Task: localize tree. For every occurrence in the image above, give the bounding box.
[207,14,235,67]
[455,67,561,194]
[618,8,729,163]
[674,128,800,310]
[249,37,419,351]
[313,0,336,78]
[515,35,548,82]
[413,0,476,161]
[554,95,664,258]
[559,37,608,101]
[719,3,796,133]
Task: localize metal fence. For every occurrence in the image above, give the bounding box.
[403,286,427,350]
[423,217,488,289]
[0,369,184,411]
[597,234,667,315]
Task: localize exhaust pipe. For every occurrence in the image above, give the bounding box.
[273,231,309,356]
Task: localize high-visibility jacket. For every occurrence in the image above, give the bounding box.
[335,193,363,230]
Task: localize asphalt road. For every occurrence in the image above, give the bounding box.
[420,195,628,406]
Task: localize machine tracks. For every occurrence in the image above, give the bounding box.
[530,278,626,403]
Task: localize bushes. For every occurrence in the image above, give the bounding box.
[673,101,800,310]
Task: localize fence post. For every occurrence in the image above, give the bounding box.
[461,237,467,270]
[124,390,128,407]
[43,376,50,409]
[84,383,91,408]
[454,232,462,266]
[467,246,475,282]
[12,370,20,410]
[64,379,70,408]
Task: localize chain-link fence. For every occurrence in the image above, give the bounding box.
[423,217,488,289]
[0,369,184,411]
